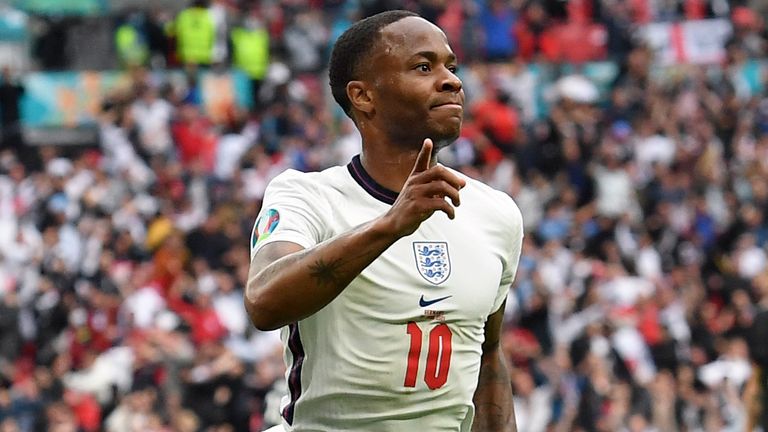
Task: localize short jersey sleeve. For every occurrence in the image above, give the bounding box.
[250,170,329,259]
[491,194,524,314]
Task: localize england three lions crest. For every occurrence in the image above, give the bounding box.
[413,242,451,285]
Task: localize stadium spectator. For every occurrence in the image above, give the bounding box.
[129,83,176,162]
[479,0,519,62]
[471,86,521,154]
[171,0,216,67]
[114,13,150,68]
[231,12,271,112]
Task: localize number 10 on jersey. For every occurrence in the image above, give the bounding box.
[404,321,453,389]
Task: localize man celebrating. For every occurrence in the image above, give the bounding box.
[246,10,523,432]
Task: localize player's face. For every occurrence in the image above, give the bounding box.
[367,17,464,149]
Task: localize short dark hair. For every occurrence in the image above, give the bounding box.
[328,10,419,119]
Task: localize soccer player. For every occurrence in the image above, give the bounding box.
[246,10,523,432]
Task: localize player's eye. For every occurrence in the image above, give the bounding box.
[416,64,431,72]
[448,65,459,74]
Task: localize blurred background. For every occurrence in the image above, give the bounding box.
[0,0,767,431]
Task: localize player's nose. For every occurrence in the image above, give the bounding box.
[438,67,461,93]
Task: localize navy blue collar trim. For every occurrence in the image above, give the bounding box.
[347,155,399,205]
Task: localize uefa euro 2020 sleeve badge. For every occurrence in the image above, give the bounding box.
[252,208,280,248]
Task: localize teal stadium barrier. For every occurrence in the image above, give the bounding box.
[13,0,108,15]
[20,70,254,128]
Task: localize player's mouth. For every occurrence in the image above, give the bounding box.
[430,103,463,112]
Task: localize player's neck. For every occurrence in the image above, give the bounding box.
[356,120,441,192]
[358,147,413,193]
[359,144,437,193]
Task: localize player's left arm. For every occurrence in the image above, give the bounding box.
[472,301,516,432]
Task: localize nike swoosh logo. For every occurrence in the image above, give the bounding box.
[419,295,452,308]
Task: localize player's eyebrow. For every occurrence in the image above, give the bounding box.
[409,51,457,64]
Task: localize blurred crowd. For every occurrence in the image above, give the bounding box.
[2,0,768,431]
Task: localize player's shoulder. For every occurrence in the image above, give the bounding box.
[447,166,519,209]
[267,165,349,194]
[445,166,523,229]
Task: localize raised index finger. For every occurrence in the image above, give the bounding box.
[411,138,433,175]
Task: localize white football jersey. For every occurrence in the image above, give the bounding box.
[250,155,524,432]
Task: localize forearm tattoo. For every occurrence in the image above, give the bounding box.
[308,257,345,288]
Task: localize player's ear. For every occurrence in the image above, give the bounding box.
[347,81,374,115]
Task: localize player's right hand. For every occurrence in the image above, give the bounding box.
[381,138,466,238]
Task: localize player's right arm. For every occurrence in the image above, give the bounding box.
[245,139,466,330]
